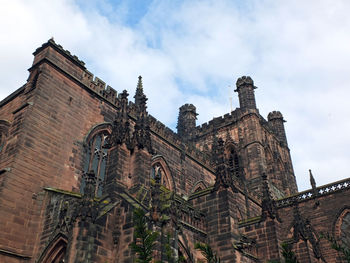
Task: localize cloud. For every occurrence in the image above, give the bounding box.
[1,0,350,191]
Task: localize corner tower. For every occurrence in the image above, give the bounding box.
[268,111,288,147]
[235,76,257,109]
[177,103,197,141]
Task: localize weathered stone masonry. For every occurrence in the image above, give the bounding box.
[0,39,349,262]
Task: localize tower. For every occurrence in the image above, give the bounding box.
[235,76,257,109]
[268,111,288,147]
[177,103,197,140]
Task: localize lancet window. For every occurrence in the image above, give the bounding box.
[150,162,171,190]
[228,148,241,178]
[81,128,110,197]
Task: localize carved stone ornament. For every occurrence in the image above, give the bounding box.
[261,173,281,222]
[106,90,132,148]
[291,202,322,259]
[213,138,231,190]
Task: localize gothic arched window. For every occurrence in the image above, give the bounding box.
[80,126,110,197]
[228,148,241,178]
[150,162,172,190]
[340,212,350,248]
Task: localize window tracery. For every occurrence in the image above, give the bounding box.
[340,212,350,247]
[81,129,110,197]
[228,148,241,178]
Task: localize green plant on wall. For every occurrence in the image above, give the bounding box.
[195,242,221,263]
[266,242,299,263]
[163,232,186,263]
[281,242,299,263]
[130,208,159,263]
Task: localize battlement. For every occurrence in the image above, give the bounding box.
[33,38,86,68]
[146,113,212,168]
[195,108,258,136]
[32,39,121,107]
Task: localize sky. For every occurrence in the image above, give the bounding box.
[0,0,350,191]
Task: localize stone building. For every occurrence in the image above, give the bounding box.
[0,39,349,263]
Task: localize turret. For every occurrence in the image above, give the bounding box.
[177,104,197,140]
[235,76,257,109]
[268,111,288,147]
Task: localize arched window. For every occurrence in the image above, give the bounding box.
[151,163,170,189]
[340,212,350,248]
[38,235,67,263]
[80,124,111,197]
[228,148,240,178]
[190,180,207,195]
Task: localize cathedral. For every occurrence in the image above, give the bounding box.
[0,39,349,263]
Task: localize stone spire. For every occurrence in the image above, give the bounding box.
[134,75,144,106]
[309,169,318,196]
[132,76,153,153]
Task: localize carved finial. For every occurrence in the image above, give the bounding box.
[134,76,145,106]
[132,81,153,153]
[309,169,318,196]
[106,90,131,148]
[137,75,143,90]
[309,169,316,189]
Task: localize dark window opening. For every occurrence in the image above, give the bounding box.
[228,149,240,178]
[151,163,169,189]
[81,131,109,197]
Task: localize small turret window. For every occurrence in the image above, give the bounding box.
[81,130,109,197]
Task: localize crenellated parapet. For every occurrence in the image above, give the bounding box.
[33,38,86,68]
[194,108,258,138]
[32,38,121,107]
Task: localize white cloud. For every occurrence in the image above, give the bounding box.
[1,0,350,191]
